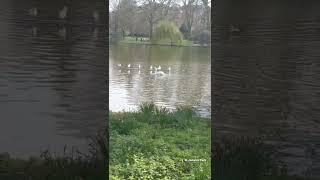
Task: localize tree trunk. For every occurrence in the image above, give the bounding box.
[186,21,192,39]
[206,6,210,31]
[149,23,153,40]
[114,13,118,32]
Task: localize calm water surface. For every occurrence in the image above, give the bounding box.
[213,2,320,177]
[0,0,107,158]
[109,44,211,117]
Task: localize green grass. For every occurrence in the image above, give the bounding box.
[0,136,107,180]
[152,38,193,46]
[119,36,195,46]
[109,102,211,179]
[119,36,151,44]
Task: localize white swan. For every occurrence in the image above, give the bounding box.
[32,26,37,36]
[93,10,99,23]
[158,65,161,70]
[168,66,171,71]
[150,65,153,70]
[59,6,68,19]
[128,64,131,68]
[154,71,165,76]
[58,26,66,38]
[230,25,240,32]
[29,7,38,17]
[138,64,141,69]
[117,64,121,67]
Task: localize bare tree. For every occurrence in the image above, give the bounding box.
[110,0,210,41]
[180,0,200,39]
[110,0,137,36]
[139,0,174,39]
[118,0,137,35]
[110,0,121,32]
[201,0,211,31]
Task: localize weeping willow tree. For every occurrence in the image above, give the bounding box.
[153,20,183,46]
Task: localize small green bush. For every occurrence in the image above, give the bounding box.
[192,30,211,45]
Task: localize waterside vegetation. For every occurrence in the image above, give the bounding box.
[109,102,211,179]
[0,136,107,180]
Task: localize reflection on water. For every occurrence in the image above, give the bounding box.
[213,1,320,177]
[109,44,211,118]
[0,0,106,158]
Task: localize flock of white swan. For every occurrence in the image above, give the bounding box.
[29,6,100,21]
[117,63,171,76]
[28,6,100,37]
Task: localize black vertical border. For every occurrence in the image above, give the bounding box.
[211,0,215,179]
[105,0,110,178]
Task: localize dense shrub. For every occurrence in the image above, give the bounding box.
[179,23,189,39]
[192,30,211,45]
[110,32,123,44]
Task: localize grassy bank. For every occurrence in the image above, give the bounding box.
[118,36,201,47]
[2,104,313,179]
[0,136,107,180]
[213,136,315,180]
[109,103,211,179]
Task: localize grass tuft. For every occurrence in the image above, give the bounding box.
[109,102,211,179]
[0,134,107,180]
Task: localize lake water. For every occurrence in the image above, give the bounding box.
[0,0,107,158]
[213,1,320,177]
[109,44,211,118]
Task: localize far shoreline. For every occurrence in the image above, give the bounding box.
[118,41,211,48]
[109,36,210,48]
